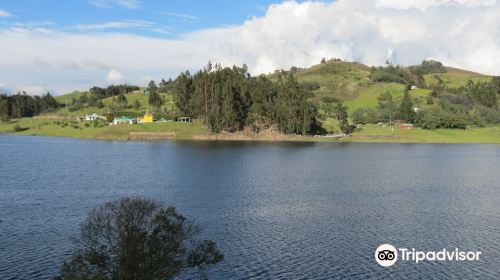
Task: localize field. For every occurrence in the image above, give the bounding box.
[2,118,498,144]
[53,92,174,117]
[345,124,500,144]
[2,61,497,144]
[0,118,207,141]
[423,67,491,88]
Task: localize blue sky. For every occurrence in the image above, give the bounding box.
[0,0,499,95]
[0,0,304,37]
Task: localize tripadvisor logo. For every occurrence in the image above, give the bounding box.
[375,244,481,267]
[375,244,398,267]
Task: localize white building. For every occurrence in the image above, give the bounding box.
[85,113,104,121]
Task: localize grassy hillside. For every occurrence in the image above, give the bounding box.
[51,91,174,117]
[54,91,84,105]
[50,61,492,120]
[0,117,207,140]
[2,60,496,143]
[423,67,491,88]
[287,61,493,115]
[345,124,500,144]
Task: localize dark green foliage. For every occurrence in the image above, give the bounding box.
[95,100,104,109]
[68,103,84,112]
[418,60,446,74]
[320,97,353,134]
[148,90,164,112]
[116,93,128,110]
[133,100,141,110]
[352,108,367,124]
[39,93,58,112]
[370,64,412,84]
[0,92,60,119]
[173,71,194,116]
[172,64,321,134]
[89,85,139,100]
[415,107,468,129]
[187,240,224,279]
[274,72,318,134]
[158,78,174,93]
[299,81,320,91]
[55,197,223,280]
[377,91,397,122]
[398,89,416,122]
[147,80,158,94]
[408,60,446,87]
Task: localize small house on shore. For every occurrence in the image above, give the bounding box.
[399,123,415,130]
[113,116,136,125]
[85,113,104,121]
[177,117,192,123]
[137,112,153,123]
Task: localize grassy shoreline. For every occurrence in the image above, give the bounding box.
[1,118,499,144]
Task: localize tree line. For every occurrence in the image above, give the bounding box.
[171,63,326,134]
[67,84,140,111]
[352,78,500,129]
[0,92,59,121]
[370,60,446,87]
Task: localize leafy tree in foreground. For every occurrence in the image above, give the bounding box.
[55,197,223,280]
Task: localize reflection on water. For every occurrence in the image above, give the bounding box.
[0,136,499,279]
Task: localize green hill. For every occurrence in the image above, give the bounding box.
[281,61,493,118]
[50,60,492,120]
[2,60,497,143]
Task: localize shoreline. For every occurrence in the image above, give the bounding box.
[1,130,499,144]
[1,119,499,144]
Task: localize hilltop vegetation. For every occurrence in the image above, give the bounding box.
[1,58,499,143]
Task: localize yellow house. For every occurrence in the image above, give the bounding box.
[137,112,153,123]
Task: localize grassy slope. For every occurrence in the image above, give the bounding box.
[293,62,492,108]
[343,124,499,144]
[2,62,497,143]
[423,67,491,88]
[294,61,372,100]
[0,90,203,141]
[0,118,207,140]
[53,92,175,117]
[54,91,84,105]
[290,61,498,142]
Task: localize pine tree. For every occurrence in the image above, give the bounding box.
[399,89,415,122]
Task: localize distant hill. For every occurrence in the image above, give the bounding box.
[269,60,488,116]
[51,60,493,119]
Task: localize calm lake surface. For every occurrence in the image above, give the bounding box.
[0,135,499,279]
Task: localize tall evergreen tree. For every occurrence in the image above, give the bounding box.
[148,91,163,112]
[116,92,128,110]
[399,89,415,122]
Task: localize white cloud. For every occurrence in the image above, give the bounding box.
[0,9,12,17]
[107,69,125,82]
[0,82,50,95]
[88,0,139,9]
[160,12,200,21]
[74,20,154,31]
[375,0,497,10]
[0,0,499,94]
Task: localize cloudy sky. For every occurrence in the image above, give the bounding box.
[0,0,499,95]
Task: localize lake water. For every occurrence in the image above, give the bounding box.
[0,135,499,279]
